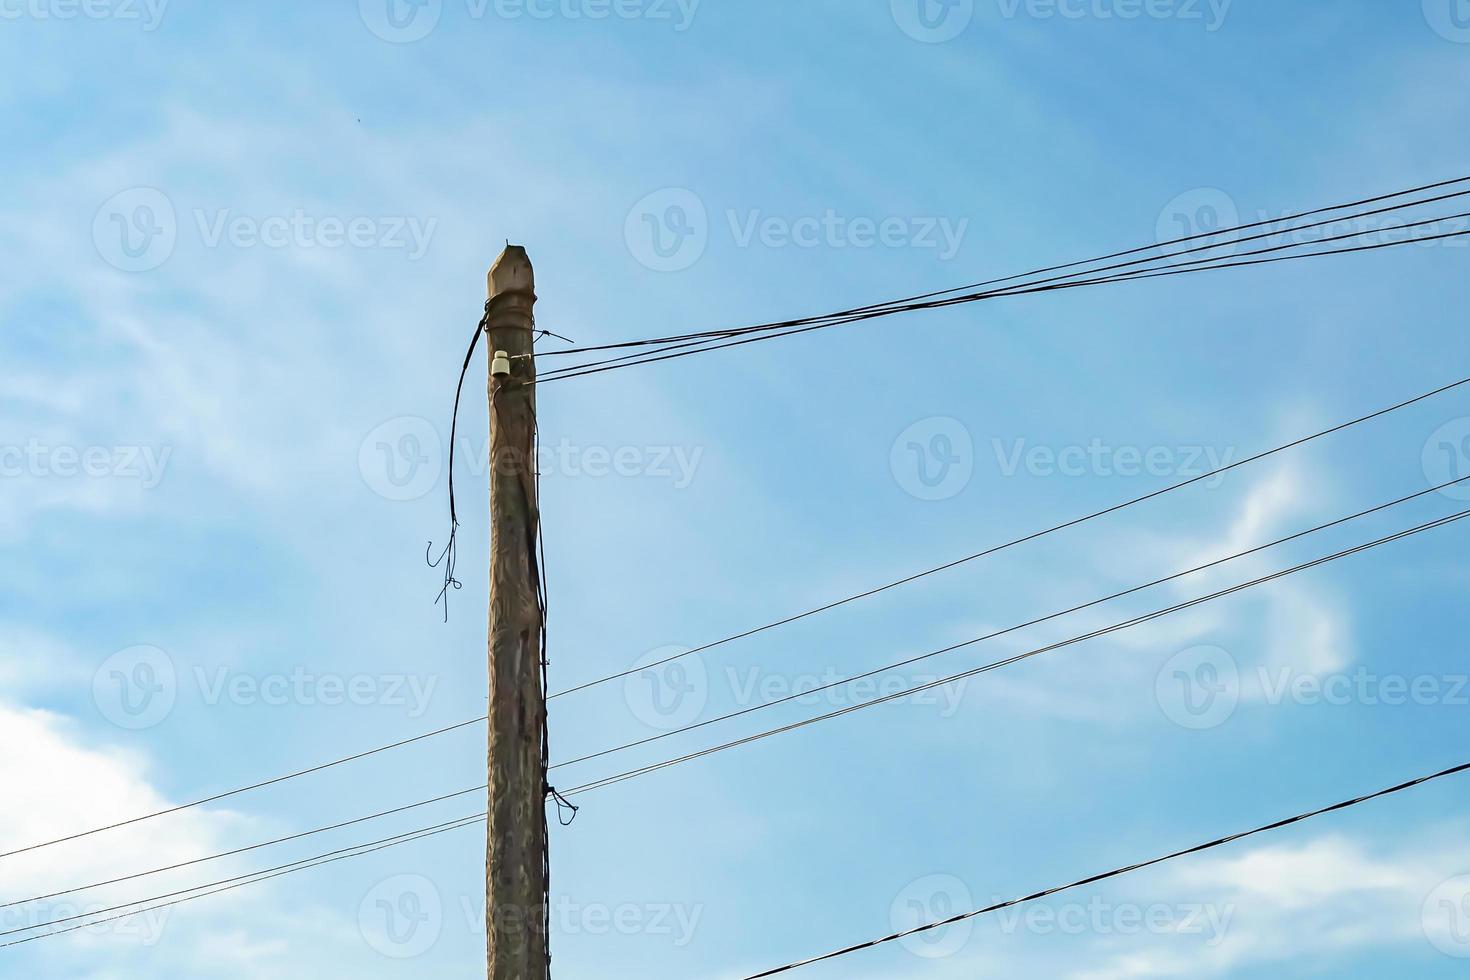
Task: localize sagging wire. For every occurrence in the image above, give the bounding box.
[427,301,492,621]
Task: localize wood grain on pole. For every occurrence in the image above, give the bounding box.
[484,245,548,979]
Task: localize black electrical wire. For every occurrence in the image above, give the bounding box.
[9,519,1468,948]
[17,474,1452,915]
[561,507,1470,798]
[0,812,485,939]
[744,758,1470,976]
[540,173,1470,359]
[17,475,1462,917]
[550,476,1470,771]
[0,814,486,948]
[532,188,1458,382]
[17,374,1465,862]
[0,785,486,910]
[0,716,486,861]
[537,186,1470,380]
[549,370,1470,698]
[538,219,1470,384]
[427,302,490,621]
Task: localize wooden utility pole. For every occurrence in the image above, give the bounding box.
[484,244,548,979]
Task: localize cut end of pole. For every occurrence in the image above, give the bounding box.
[488,244,534,301]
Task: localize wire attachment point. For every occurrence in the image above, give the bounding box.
[546,783,580,827]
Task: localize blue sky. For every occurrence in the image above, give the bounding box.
[5,1,1470,977]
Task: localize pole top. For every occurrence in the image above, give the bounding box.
[488,244,535,300]
[485,244,536,334]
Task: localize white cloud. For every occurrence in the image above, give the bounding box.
[1074,832,1461,978]
[790,829,1469,980]
[0,701,381,976]
[0,703,251,901]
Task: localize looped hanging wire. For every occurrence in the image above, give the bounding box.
[426,300,492,622]
[545,783,580,827]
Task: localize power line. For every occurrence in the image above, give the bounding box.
[549,371,1470,698]
[744,757,1470,977]
[0,814,486,948]
[35,496,1455,948]
[0,812,483,939]
[27,477,1458,914]
[21,375,1467,865]
[535,188,1470,382]
[537,219,1470,384]
[0,716,486,861]
[536,185,1470,382]
[560,507,1470,798]
[541,173,1470,360]
[550,476,1470,771]
[0,785,485,911]
[14,373,1461,866]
